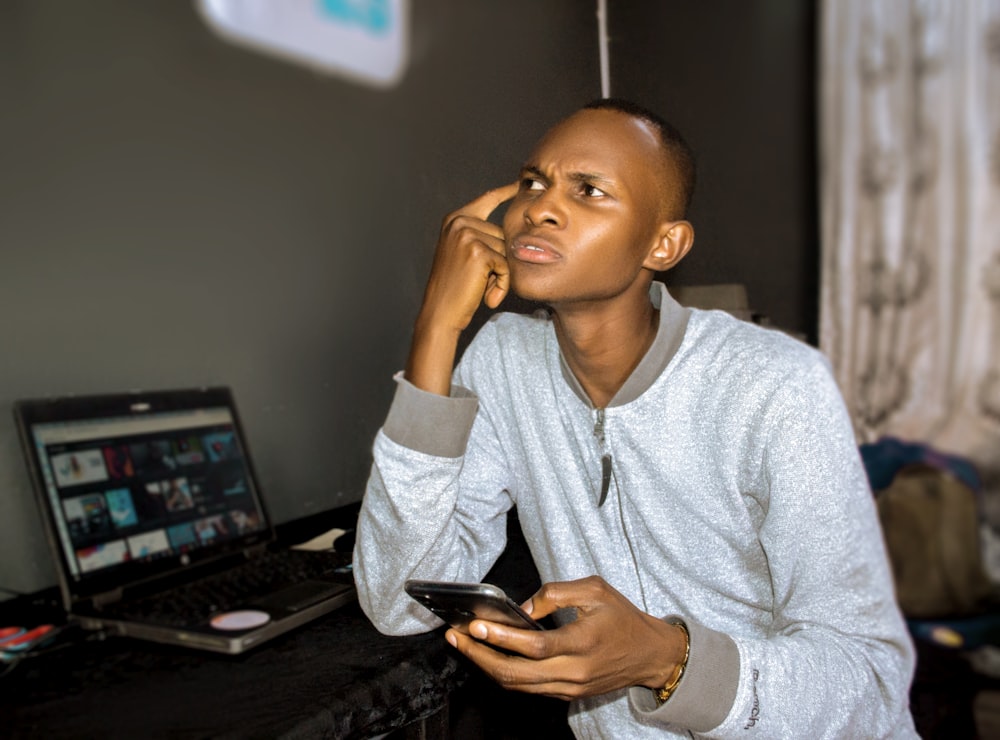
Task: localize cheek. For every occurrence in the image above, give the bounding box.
[501,205,522,236]
[583,220,627,255]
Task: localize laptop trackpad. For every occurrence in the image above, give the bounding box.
[247,580,353,616]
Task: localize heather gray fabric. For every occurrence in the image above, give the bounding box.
[355,283,917,738]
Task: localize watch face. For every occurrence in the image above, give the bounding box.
[197,0,410,88]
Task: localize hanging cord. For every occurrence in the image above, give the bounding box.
[597,0,611,98]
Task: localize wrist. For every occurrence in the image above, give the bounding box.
[413,303,468,344]
[406,322,462,396]
[650,621,690,706]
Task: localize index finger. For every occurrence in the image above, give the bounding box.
[524,577,610,620]
[457,182,519,221]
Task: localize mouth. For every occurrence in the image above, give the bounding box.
[508,235,561,264]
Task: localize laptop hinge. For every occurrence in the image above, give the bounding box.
[246,543,269,558]
[91,588,124,609]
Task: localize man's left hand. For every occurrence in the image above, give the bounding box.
[444,576,687,701]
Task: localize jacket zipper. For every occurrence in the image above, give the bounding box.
[594,408,612,507]
[594,409,652,608]
[595,409,649,609]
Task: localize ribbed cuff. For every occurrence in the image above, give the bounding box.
[629,617,740,733]
[382,371,479,458]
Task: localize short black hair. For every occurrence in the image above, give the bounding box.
[582,98,696,217]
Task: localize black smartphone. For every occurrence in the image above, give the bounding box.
[404,579,544,633]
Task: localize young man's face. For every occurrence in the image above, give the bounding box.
[502,108,673,307]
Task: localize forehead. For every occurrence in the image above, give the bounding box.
[527,109,665,184]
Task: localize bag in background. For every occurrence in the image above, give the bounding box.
[876,464,995,619]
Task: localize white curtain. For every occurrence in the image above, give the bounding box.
[820,0,1000,499]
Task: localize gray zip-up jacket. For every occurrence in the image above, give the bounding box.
[355,283,917,739]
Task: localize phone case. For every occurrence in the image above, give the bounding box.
[403,580,543,632]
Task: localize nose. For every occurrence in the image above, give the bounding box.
[523,188,565,228]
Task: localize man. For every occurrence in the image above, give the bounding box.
[354,99,917,738]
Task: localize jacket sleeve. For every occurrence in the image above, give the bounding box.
[353,371,515,636]
[630,358,918,738]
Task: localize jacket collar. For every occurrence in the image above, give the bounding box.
[558,281,691,408]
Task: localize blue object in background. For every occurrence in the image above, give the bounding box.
[319,0,391,34]
[860,436,982,492]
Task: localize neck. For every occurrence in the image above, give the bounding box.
[551,284,659,409]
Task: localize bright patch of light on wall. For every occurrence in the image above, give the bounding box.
[196,0,409,88]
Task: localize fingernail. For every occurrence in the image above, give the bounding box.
[471,623,488,639]
[524,599,534,615]
[445,631,457,647]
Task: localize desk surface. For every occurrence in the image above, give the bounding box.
[1,600,464,739]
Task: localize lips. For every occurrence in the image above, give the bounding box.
[508,234,561,264]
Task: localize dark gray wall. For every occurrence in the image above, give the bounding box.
[611,2,819,337]
[0,1,816,596]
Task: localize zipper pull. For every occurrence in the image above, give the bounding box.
[598,454,612,507]
[594,408,606,444]
[594,409,611,507]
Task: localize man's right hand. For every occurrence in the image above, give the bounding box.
[406,183,519,396]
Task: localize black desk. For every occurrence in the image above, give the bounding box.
[1,599,464,739]
[2,505,467,739]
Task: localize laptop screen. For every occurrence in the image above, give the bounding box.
[15,388,274,602]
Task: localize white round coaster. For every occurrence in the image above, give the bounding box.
[209,609,271,631]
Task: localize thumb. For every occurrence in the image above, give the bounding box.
[483,265,510,309]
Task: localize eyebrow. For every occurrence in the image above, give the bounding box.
[519,165,616,187]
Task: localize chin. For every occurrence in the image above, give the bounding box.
[509,275,556,305]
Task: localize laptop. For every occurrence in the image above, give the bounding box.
[13,386,356,654]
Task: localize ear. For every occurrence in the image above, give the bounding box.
[643,220,694,272]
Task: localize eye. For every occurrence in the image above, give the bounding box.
[581,183,606,198]
[521,176,545,192]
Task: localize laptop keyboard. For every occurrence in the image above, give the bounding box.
[100,549,353,626]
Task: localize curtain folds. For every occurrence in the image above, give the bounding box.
[819,0,1000,497]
